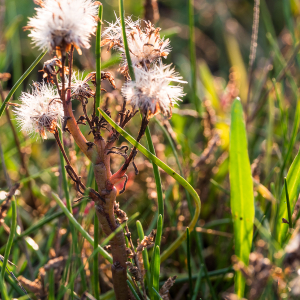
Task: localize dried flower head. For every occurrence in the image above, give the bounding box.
[26,0,100,54]
[14,82,63,139]
[122,64,186,118]
[101,16,170,69]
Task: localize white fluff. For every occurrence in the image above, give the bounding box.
[14,83,64,139]
[27,0,99,53]
[122,64,186,117]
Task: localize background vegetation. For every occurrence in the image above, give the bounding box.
[1,0,300,299]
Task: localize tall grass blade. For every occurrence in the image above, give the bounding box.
[229,98,254,297]
[153,245,161,300]
[275,149,300,245]
[187,227,193,299]
[127,280,141,300]
[152,287,163,299]
[188,0,200,113]
[284,178,293,229]
[136,220,152,297]
[191,265,203,300]
[93,213,100,299]
[1,198,17,280]
[95,3,103,116]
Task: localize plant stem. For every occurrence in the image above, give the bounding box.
[95,3,103,117]
[119,0,135,81]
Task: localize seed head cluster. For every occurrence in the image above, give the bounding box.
[26,0,99,54]
[102,16,186,118]
[122,64,186,118]
[14,83,63,139]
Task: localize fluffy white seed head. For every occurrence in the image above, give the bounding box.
[70,72,95,100]
[14,83,64,139]
[26,0,99,54]
[101,16,171,70]
[122,64,186,118]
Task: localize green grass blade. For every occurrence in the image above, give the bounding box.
[191,265,203,300]
[152,287,163,299]
[150,214,163,296]
[275,149,300,245]
[1,198,17,279]
[95,3,103,116]
[229,98,254,297]
[48,269,55,300]
[284,178,293,229]
[127,280,141,300]
[145,126,164,219]
[119,0,135,81]
[0,51,47,119]
[187,227,193,299]
[153,245,161,300]
[93,213,100,300]
[58,129,87,293]
[188,0,201,113]
[98,108,201,262]
[136,220,152,297]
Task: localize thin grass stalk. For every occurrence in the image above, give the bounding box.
[0,278,9,300]
[127,280,141,300]
[246,0,260,113]
[48,269,55,300]
[0,198,17,299]
[152,287,163,299]
[191,265,203,300]
[284,177,293,229]
[1,198,17,280]
[153,245,161,300]
[136,221,152,297]
[57,128,87,292]
[52,192,112,263]
[93,213,100,300]
[0,50,47,119]
[145,126,164,218]
[188,0,200,113]
[119,0,135,81]
[64,247,101,296]
[98,108,201,262]
[101,212,139,246]
[187,227,193,299]
[150,214,163,296]
[95,3,103,116]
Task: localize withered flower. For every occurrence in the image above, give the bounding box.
[14,82,63,139]
[101,16,170,68]
[25,0,99,54]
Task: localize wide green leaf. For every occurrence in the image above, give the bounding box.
[229,99,254,297]
[275,148,300,245]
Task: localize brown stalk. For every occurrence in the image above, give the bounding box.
[247,42,300,124]
[57,46,130,300]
